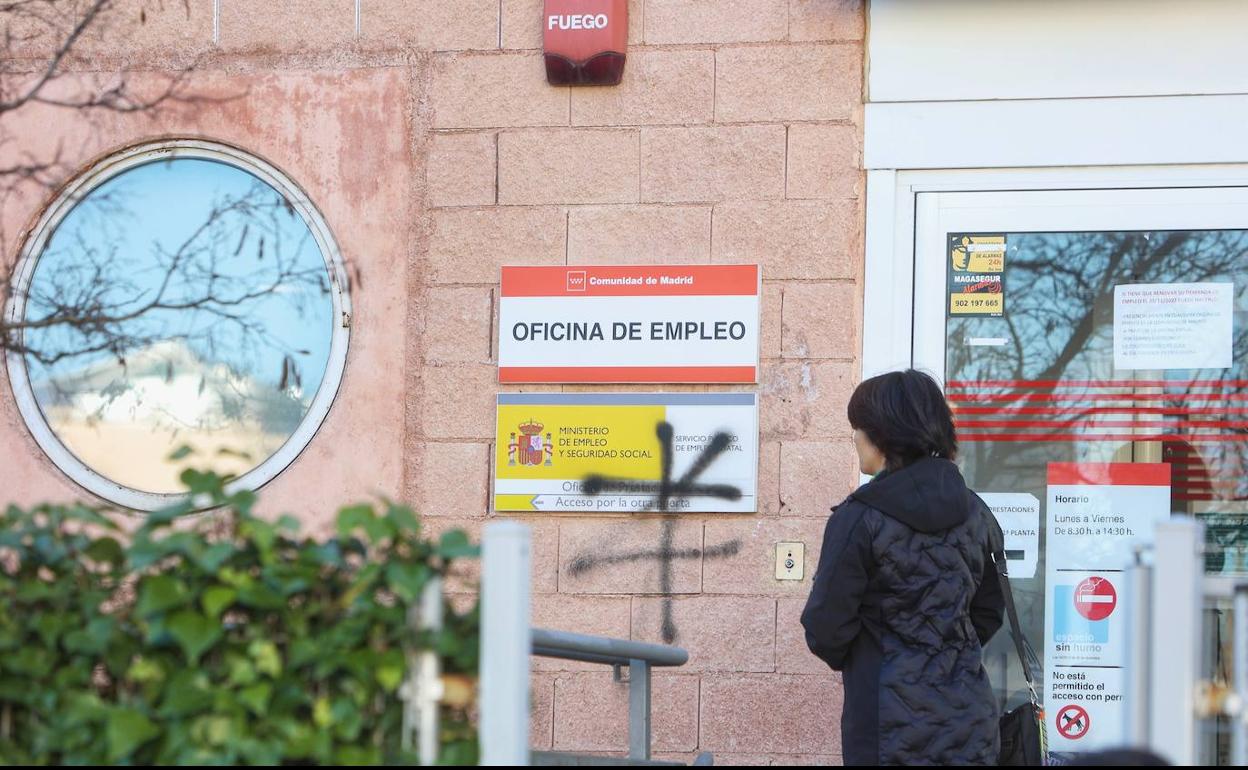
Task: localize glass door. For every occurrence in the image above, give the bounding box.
[914,187,1248,762]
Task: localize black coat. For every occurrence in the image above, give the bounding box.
[801,458,1005,766]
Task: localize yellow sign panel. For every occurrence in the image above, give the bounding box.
[948,233,1006,318]
[496,403,665,483]
[495,393,759,513]
[950,293,1004,315]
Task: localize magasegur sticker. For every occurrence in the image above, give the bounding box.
[949,234,1006,317]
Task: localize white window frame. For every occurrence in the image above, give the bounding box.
[865,164,1248,380]
[863,93,1248,377]
[4,139,352,512]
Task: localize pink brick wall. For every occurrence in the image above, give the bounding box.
[419,1,865,760]
[2,0,865,764]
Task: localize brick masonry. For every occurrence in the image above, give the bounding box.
[3,0,867,765]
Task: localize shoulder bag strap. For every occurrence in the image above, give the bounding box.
[993,548,1038,688]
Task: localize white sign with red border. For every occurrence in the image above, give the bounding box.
[1043,462,1171,756]
[498,265,761,384]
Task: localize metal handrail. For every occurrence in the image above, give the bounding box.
[532,628,689,668]
[477,523,707,766]
[530,627,692,763]
[1125,520,1248,765]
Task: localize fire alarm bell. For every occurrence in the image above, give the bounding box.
[544,0,628,86]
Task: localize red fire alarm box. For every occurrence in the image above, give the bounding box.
[544,0,628,86]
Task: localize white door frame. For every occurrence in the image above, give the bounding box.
[864,170,1248,759]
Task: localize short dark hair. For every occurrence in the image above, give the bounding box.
[846,369,958,471]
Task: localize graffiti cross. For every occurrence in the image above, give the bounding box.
[571,422,743,643]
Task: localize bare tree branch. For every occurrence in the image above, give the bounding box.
[0,0,111,114]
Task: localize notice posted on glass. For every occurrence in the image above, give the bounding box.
[978,492,1040,579]
[1043,463,1170,755]
[1113,282,1233,371]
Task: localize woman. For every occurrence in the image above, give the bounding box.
[801,369,1005,766]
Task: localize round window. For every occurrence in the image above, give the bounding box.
[4,141,350,510]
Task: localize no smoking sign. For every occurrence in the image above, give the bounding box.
[1074,576,1117,621]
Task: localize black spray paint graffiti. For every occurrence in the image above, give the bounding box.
[582,423,743,511]
[568,422,743,643]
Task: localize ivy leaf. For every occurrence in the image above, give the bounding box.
[136,576,190,617]
[364,515,396,543]
[341,649,373,680]
[331,697,362,741]
[194,543,235,573]
[238,736,283,765]
[201,586,237,619]
[64,617,116,655]
[193,715,234,747]
[217,566,253,589]
[242,519,277,556]
[228,488,258,516]
[283,722,317,759]
[144,500,192,529]
[15,580,55,603]
[440,740,479,766]
[375,649,405,693]
[339,563,382,608]
[385,561,428,603]
[306,541,344,568]
[4,646,53,677]
[127,657,165,685]
[226,654,258,687]
[180,468,225,497]
[384,502,420,533]
[288,638,320,669]
[63,692,110,726]
[238,682,273,716]
[341,505,394,542]
[106,708,160,762]
[33,532,68,563]
[64,503,118,530]
[248,639,282,679]
[126,538,165,571]
[336,504,375,539]
[128,530,199,570]
[237,582,285,610]
[336,745,379,764]
[438,529,480,559]
[312,696,333,728]
[158,670,214,717]
[34,613,72,646]
[84,536,125,565]
[166,611,222,665]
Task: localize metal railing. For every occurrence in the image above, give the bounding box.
[475,522,711,767]
[1125,518,1248,765]
[530,628,706,765]
[481,521,532,765]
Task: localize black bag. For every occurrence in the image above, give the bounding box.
[1000,699,1046,766]
[994,549,1048,766]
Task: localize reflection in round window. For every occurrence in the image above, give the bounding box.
[6,143,349,508]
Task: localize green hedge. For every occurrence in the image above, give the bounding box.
[0,468,479,765]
